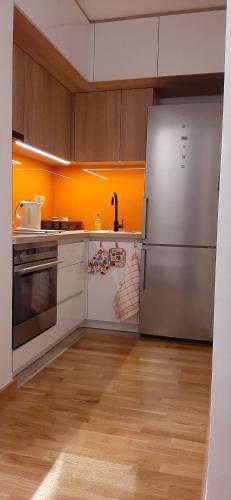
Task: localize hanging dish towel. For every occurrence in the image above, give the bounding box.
[88,245,110,275]
[114,252,140,321]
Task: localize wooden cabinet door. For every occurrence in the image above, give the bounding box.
[24,55,71,159]
[74,90,121,161]
[120,88,153,161]
[13,45,25,135]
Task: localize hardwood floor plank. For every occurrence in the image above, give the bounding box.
[0,331,211,499]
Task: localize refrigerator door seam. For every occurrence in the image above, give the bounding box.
[142,243,216,249]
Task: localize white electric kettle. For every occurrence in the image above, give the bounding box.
[15,201,42,230]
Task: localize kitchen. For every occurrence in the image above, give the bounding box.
[0,1,229,499]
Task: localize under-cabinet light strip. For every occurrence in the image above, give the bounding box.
[86,168,145,171]
[83,169,108,180]
[12,159,22,165]
[13,168,72,180]
[15,141,71,165]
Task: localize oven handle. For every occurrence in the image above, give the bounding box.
[14,260,63,274]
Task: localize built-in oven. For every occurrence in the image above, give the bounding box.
[13,241,60,350]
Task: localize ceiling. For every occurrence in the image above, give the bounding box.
[77,0,226,22]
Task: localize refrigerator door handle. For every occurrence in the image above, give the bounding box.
[142,197,149,240]
[140,248,147,291]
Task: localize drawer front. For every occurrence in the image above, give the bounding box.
[58,293,85,334]
[58,242,85,268]
[58,263,85,303]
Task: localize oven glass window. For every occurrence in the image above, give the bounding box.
[13,267,57,327]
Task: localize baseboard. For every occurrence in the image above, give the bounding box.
[15,328,85,387]
[84,319,139,333]
[0,380,16,402]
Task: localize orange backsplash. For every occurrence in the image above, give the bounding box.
[12,154,145,231]
[12,154,54,227]
[53,165,144,231]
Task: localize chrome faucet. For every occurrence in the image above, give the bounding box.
[111,192,124,232]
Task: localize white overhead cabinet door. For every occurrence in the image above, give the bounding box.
[93,17,159,81]
[15,0,91,79]
[158,10,226,77]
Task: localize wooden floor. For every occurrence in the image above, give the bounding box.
[0,330,212,499]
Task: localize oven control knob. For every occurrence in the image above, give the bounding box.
[20,251,27,262]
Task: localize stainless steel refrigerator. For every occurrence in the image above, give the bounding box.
[140,102,223,341]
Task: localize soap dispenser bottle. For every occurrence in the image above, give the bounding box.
[95,213,102,231]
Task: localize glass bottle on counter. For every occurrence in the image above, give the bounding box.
[94,213,102,231]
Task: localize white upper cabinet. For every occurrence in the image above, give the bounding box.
[93,17,159,81]
[15,3,226,82]
[158,10,226,77]
[15,0,92,80]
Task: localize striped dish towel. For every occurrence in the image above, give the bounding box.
[114,253,140,321]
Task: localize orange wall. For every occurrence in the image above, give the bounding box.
[53,166,144,231]
[12,154,54,226]
[13,154,144,231]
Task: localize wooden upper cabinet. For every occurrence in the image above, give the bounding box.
[120,88,153,161]
[74,91,121,162]
[13,45,25,135]
[24,55,71,159]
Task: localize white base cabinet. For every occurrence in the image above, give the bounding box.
[57,240,86,323]
[58,263,85,302]
[58,241,85,268]
[13,238,141,374]
[87,240,141,326]
[13,294,84,374]
[58,293,85,336]
[13,240,87,374]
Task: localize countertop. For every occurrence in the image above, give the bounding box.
[12,230,142,245]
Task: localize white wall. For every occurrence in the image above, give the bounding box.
[206,2,231,498]
[0,0,13,388]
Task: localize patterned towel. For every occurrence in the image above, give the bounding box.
[88,247,110,275]
[114,253,140,321]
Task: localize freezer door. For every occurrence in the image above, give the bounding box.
[144,103,222,246]
[139,245,216,341]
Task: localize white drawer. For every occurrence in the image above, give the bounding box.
[58,293,85,334]
[58,242,85,268]
[58,262,85,303]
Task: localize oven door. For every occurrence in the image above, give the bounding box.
[13,259,59,350]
